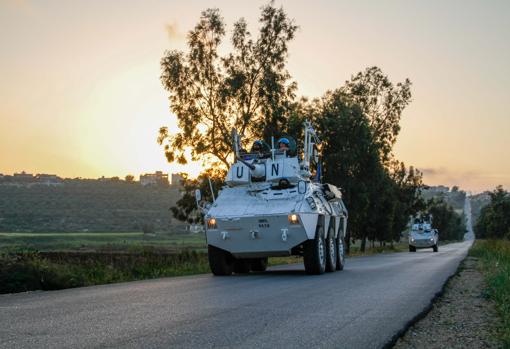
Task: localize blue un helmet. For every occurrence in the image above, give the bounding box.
[277,137,290,146]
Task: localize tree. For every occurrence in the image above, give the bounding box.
[340,66,412,161]
[428,198,466,241]
[388,161,424,243]
[159,4,298,168]
[170,168,226,224]
[310,90,382,252]
[475,186,510,239]
[125,175,135,182]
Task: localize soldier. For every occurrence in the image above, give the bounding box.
[277,137,290,151]
[250,140,271,158]
[250,140,264,153]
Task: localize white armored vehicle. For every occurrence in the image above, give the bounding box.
[408,216,439,252]
[197,122,348,275]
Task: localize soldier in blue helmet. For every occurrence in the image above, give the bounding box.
[277,137,290,151]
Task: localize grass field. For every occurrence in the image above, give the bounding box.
[470,239,510,347]
[0,231,207,252]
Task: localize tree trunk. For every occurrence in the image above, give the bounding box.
[345,230,351,255]
[360,236,367,252]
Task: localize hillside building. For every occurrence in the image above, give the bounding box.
[423,185,449,194]
[36,174,62,186]
[140,171,169,187]
[13,171,35,182]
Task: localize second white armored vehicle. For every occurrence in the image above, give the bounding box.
[198,122,348,275]
[408,216,439,252]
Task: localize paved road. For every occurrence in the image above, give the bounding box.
[464,196,475,240]
[0,240,472,349]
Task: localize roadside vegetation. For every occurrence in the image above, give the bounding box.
[475,186,510,240]
[470,240,510,347]
[0,232,209,294]
[470,186,510,347]
[0,249,210,294]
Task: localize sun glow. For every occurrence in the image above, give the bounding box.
[1,1,509,191]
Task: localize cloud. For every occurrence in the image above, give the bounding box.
[165,22,184,41]
[420,167,445,176]
[418,166,509,193]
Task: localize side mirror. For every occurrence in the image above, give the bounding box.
[195,189,202,207]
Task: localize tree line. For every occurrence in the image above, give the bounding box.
[159,4,464,251]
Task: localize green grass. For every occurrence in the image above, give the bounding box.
[470,239,510,347]
[0,231,207,253]
[0,250,210,294]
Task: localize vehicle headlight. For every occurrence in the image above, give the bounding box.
[288,214,300,225]
[207,217,217,229]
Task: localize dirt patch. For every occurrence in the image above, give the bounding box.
[394,257,501,349]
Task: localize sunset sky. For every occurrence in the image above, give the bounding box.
[1,0,509,192]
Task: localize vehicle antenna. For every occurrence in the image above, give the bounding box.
[271,136,275,161]
[208,177,216,202]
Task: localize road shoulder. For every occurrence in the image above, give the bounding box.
[393,257,501,348]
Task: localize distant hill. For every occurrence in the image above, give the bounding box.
[0,180,181,232]
[421,186,466,211]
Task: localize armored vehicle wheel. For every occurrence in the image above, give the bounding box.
[325,227,337,272]
[336,237,345,271]
[303,225,326,275]
[409,245,416,252]
[433,244,438,252]
[233,260,251,274]
[251,257,268,272]
[208,245,234,276]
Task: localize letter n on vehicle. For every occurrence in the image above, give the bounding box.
[272,163,279,176]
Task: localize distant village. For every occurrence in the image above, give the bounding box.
[0,171,184,188]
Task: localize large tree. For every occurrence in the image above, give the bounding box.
[309,90,382,252]
[159,4,297,168]
[340,66,412,162]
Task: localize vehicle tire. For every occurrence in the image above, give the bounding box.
[409,245,416,252]
[336,236,345,271]
[233,259,251,274]
[251,257,268,272]
[303,225,326,275]
[325,225,337,272]
[433,244,438,252]
[208,245,234,276]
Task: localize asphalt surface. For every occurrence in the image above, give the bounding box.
[0,240,472,349]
